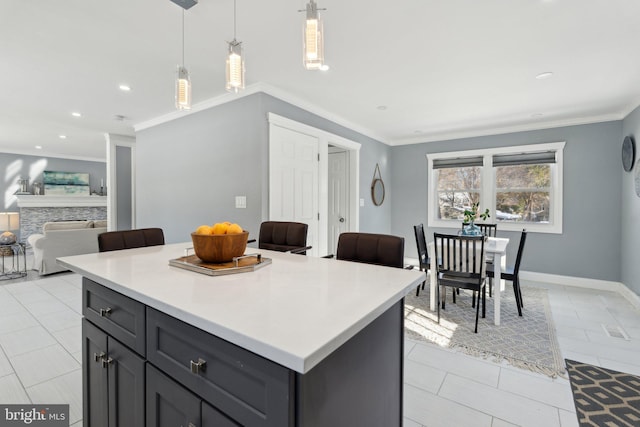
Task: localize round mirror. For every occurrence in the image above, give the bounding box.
[371,178,385,206]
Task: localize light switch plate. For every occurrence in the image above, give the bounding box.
[235,196,247,209]
[360,198,365,207]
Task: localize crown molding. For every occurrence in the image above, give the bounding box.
[133,83,391,145]
[134,82,640,148]
[389,113,625,146]
[0,147,106,163]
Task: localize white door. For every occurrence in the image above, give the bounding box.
[269,125,319,257]
[328,150,348,255]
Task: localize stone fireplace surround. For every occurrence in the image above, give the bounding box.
[16,195,107,244]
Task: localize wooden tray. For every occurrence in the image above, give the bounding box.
[169,253,271,276]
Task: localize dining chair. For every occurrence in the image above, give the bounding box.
[413,224,430,296]
[460,223,498,237]
[486,229,527,316]
[256,221,311,255]
[462,222,498,296]
[98,228,165,252]
[335,232,404,269]
[434,233,487,333]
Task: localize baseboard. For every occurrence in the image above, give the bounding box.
[520,271,640,310]
[405,262,640,311]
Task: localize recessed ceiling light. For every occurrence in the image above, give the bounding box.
[71,112,82,117]
[319,65,330,71]
[35,145,42,149]
[377,105,387,111]
[119,84,131,91]
[535,72,553,80]
[59,135,67,139]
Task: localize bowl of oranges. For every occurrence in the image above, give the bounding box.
[191,222,249,263]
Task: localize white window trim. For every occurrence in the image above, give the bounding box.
[427,141,565,234]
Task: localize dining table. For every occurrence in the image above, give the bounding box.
[429,236,510,326]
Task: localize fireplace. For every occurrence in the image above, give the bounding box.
[16,195,107,244]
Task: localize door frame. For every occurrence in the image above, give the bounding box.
[268,113,360,257]
[105,133,136,232]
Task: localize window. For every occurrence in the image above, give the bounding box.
[427,142,565,234]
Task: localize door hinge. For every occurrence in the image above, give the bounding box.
[317,153,320,161]
[317,213,320,220]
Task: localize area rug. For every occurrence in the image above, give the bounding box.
[404,284,565,378]
[566,359,640,427]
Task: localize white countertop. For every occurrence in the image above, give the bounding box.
[58,243,425,374]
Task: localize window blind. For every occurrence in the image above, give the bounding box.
[432,156,484,169]
[492,151,556,166]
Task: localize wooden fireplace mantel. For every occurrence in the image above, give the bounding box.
[16,195,107,208]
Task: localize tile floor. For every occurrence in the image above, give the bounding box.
[1,269,640,427]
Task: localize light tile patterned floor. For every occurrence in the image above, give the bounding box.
[1,270,640,427]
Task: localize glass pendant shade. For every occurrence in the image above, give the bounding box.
[303,0,324,70]
[175,65,192,110]
[225,40,245,93]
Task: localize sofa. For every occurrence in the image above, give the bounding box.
[27,220,108,275]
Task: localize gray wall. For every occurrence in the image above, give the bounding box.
[0,152,106,212]
[135,93,392,244]
[115,145,133,230]
[621,107,640,295]
[390,121,623,283]
[135,91,627,287]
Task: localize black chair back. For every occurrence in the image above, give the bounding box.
[461,223,497,237]
[513,229,528,276]
[434,232,486,332]
[413,224,430,270]
[336,232,404,268]
[98,228,165,252]
[434,233,485,289]
[258,221,309,254]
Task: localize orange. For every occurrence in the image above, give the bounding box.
[226,223,243,234]
[211,222,229,235]
[195,225,212,235]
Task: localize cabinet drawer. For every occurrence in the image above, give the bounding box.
[147,308,293,427]
[83,278,145,356]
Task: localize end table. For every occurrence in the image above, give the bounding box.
[0,242,27,280]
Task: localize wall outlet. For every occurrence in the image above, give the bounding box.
[235,196,247,209]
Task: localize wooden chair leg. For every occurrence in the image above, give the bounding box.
[482,286,486,318]
[437,284,441,323]
[474,292,480,333]
[517,279,524,308]
[513,279,523,316]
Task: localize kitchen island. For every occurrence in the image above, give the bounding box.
[59,243,425,427]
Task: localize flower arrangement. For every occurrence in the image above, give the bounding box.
[463,202,490,224]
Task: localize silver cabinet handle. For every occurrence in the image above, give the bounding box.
[99,307,112,317]
[190,358,206,374]
[101,357,113,368]
[93,352,106,362]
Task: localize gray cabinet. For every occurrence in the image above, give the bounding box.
[147,364,239,427]
[146,307,292,427]
[83,277,404,427]
[83,319,145,427]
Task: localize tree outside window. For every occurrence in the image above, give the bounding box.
[495,164,550,223]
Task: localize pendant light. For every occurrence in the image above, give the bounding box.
[176,9,192,110]
[225,0,245,93]
[302,0,325,70]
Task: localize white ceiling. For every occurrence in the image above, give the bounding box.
[2,0,640,161]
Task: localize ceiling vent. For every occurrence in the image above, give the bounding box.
[170,0,197,10]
